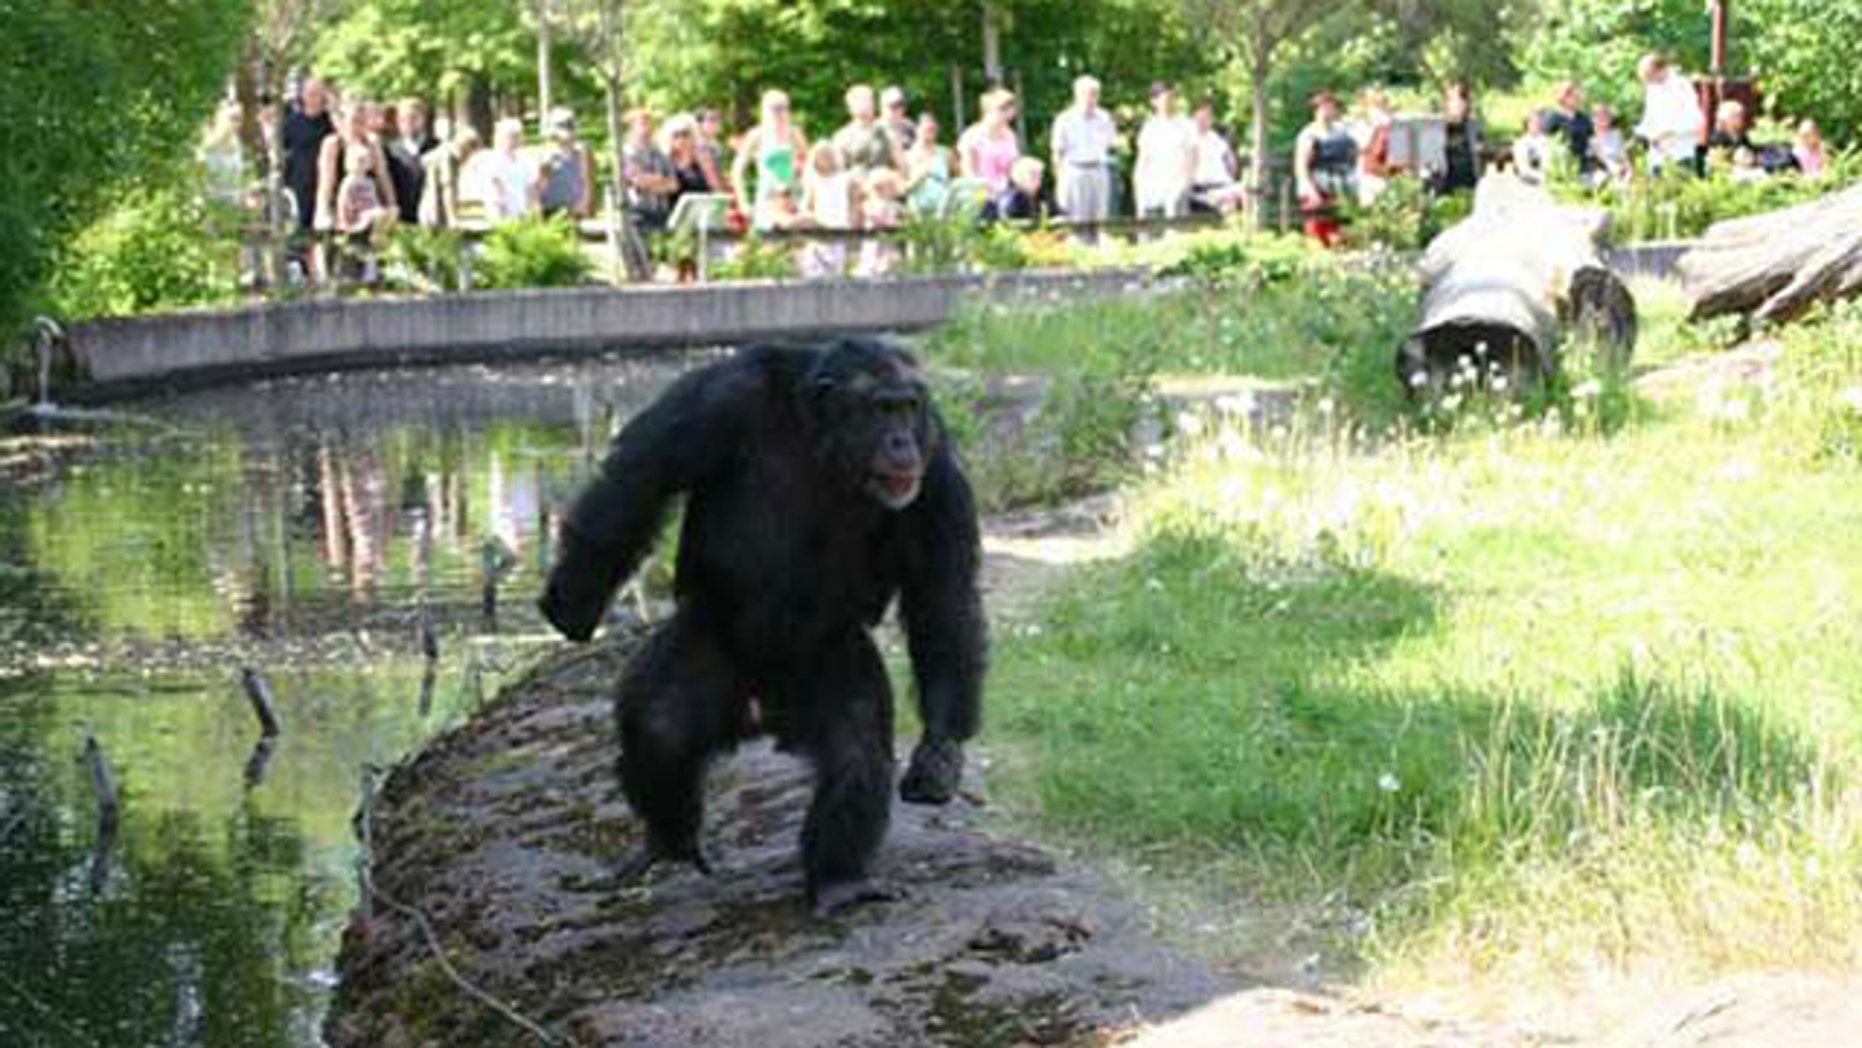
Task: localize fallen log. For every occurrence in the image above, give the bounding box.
[1678,182,1862,326]
[1398,175,1637,394]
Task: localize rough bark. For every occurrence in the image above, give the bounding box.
[1397,175,1637,394]
[1678,182,1862,327]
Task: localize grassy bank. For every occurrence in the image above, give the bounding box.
[958,278,1862,1010]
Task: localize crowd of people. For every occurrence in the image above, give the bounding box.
[1285,51,1835,247]
[211,54,1838,279]
[220,70,1263,281]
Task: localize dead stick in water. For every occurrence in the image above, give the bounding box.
[82,731,120,832]
[241,666,283,738]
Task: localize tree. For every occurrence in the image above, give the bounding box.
[1742,0,1862,143]
[0,0,252,347]
[1181,0,1358,224]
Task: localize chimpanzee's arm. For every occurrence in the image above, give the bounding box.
[540,363,751,641]
[897,436,987,803]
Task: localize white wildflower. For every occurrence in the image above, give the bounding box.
[1176,411,1205,438]
[1571,379,1603,399]
[1839,386,1862,416]
[1377,772,1401,794]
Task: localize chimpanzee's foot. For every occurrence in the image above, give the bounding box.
[611,842,714,885]
[809,877,902,918]
[899,737,964,805]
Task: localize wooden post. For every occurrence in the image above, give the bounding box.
[83,732,120,831]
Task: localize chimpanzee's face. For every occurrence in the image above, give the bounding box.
[811,347,936,511]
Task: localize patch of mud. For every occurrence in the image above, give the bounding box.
[325,633,1233,1048]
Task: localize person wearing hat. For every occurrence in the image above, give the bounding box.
[881,86,916,154]
[538,107,595,219]
[1134,81,1198,219]
[1049,74,1117,226]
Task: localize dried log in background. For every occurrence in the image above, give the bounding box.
[1398,175,1637,394]
[1679,182,1862,327]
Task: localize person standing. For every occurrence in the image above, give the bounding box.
[623,108,679,233]
[731,90,811,231]
[694,107,733,196]
[537,107,596,219]
[1293,91,1356,247]
[1189,102,1247,214]
[282,76,335,233]
[832,84,903,176]
[315,101,397,234]
[880,86,916,154]
[1134,82,1198,219]
[1356,88,1395,205]
[387,98,436,224]
[1542,81,1595,177]
[1434,81,1484,195]
[958,88,1022,196]
[1049,75,1116,224]
[1636,53,1705,176]
[479,117,539,223]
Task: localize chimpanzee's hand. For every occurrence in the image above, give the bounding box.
[538,553,614,642]
[899,737,964,805]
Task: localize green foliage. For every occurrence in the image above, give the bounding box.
[1516,0,1706,118]
[48,179,240,320]
[1345,180,1473,252]
[1553,159,1861,243]
[386,226,469,293]
[710,235,798,281]
[314,0,595,112]
[1739,0,1862,144]
[0,0,252,345]
[473,217,595,289]
[897,213,1033,276]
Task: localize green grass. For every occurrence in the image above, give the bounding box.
[980,298,1862,1007]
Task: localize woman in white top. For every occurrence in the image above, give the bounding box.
[1189,103,1248,214]
[1133,82,1198,218]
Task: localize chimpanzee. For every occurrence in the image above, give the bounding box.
[540,338,986,916]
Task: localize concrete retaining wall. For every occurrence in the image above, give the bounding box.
[63,269,1153,402]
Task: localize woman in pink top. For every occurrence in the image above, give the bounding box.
[1794,119,1827,179]
[959,89,1022,194]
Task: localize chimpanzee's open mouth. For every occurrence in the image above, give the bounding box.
[867,470,922,509]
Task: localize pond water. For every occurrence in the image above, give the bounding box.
[0,354,699,1047]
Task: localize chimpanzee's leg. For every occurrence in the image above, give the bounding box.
[614,608,743,878]
[782,630,898,915]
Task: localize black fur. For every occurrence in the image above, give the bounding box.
[541,339,987,910]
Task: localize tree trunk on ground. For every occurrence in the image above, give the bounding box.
[1398,175,1638,394]
[1678,182,1862,327]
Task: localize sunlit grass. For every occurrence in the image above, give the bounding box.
[982,299,1862,1012]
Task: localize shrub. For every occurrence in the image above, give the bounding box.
[473,216,594,289]
[49,181,239,319]
[386,226,468,293]
[710,234,798,281]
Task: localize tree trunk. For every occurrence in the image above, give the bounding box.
[1677,182,1862,327]
[1248,31,1272,231]
[536,0,554,120]
[1398,175,1638,394]
[597,0,650,283]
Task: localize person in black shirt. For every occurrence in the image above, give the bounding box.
[987,157,1050,222]
[281,77,335,232]
[1542,81,1595,175]
[386,98,437,224]
[1435,81,1484,195]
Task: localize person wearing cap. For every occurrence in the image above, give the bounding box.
[537,107,595,219]
[1134,81,1198,219]
[881,86,916,154]
[833,83,903,176]
[1050,74,1117,226]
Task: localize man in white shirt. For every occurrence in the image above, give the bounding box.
[1049,75,1117,225]
[1134,82,1199,219]
[1636,53,1705,175]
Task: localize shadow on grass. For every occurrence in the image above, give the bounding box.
[993,521,1832,887]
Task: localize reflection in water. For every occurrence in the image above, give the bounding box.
[0,355,689,1046]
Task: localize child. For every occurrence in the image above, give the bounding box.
[802,142,856,277]
[1590,105,1632,186]
[1511,111,1554,185]
[858,168,906,276]
[989,156,1048,222]
[336,145,396,282]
